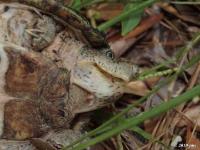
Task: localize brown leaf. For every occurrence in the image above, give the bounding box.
[126,80,150,96]
[108,13,163,58]
[186,128,200,150]
[125,13,163,40]
[175,105,200,130]
[93,3,123,20]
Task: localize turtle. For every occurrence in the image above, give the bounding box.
[0,1,147,149]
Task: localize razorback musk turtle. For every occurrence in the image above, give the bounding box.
[0,0,144,149]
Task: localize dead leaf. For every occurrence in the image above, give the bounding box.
[175,105,200,131]
[186,127,200,150]
[93,3,123,20]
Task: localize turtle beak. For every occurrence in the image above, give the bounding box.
[78,49,140,82]
[94,56,139,82]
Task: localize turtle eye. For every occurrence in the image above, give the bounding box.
[106,51,114,59]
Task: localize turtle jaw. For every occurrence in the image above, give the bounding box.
[71,58,139,101]
[71,63,124,100]
[95,60,139,82]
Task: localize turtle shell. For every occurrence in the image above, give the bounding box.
[0,1,112,148]
[13,0,109,49]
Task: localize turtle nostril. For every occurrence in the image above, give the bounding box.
[3,6,9,12]
[132,65,140,77]
[58,109,65,117]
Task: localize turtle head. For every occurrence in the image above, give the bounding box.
[76,47,139,82]
[69,47,147,113]
[71,48,140,106]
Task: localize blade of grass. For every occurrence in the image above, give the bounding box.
[170,1,200,5]
[131,126,152,140]
[138,61,174,77]
[131,127,169,148]
[131,127,170,149]
[71,0,104,10]
[121,3,144,35]
[175,33,200,61]
[71,84,200,150]
[98,0,160,31]
[139,32,200,79]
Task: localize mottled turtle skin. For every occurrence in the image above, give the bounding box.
[2,0,109,49]
[0,2,60,50]
[0,1,140,150]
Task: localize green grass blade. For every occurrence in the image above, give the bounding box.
[98,0,160,31]
[71,0,104,10]
[131,127,170,149]
[131,126,152,140]
[170,1,200,5]
[121,3,144,35]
